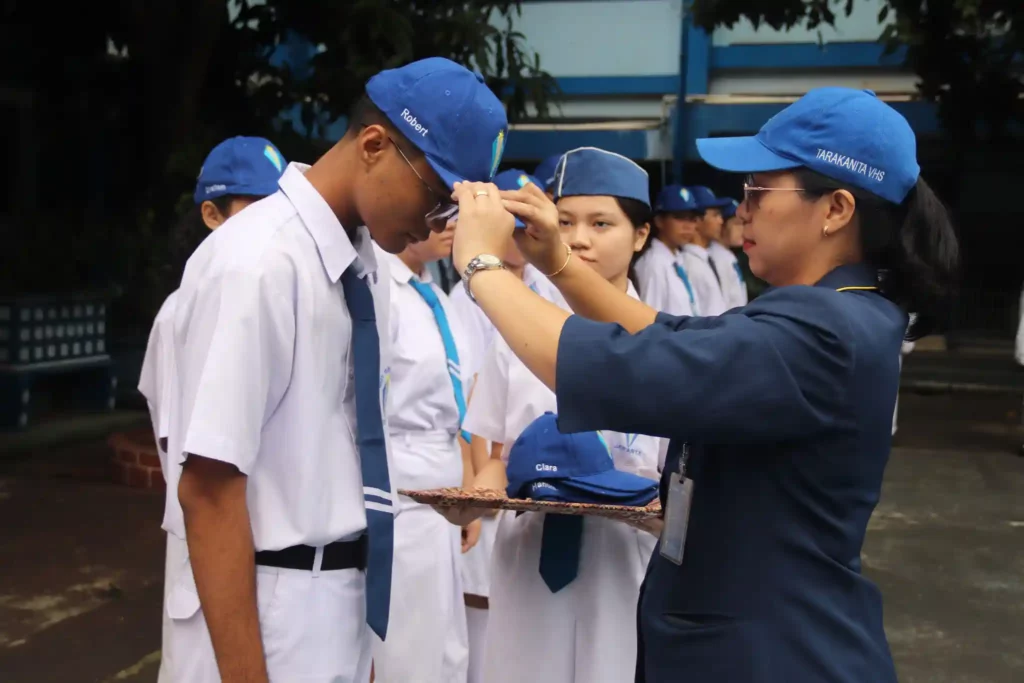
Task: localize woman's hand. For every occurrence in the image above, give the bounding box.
[451,181,516,274]
[462,519,482,553]
[499,183,567,276]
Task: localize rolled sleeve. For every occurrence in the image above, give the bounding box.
[555,289,854,444]
[177,268,295,475]
[463,340,509,445]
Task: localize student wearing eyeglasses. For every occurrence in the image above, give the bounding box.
[446,87,958,683]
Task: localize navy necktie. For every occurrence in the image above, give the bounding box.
[539,514,583,593]
[707,256,722,288]
[408,278,471,443]
[341,267,394,641]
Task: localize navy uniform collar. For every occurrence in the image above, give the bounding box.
[814,263,880,292]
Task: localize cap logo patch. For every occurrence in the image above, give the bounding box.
[680,188,691,202]
[516,174,531,188]
[815,148,885,182]
[596,431,610,455]
[264,145,283,172]
[400,108,429,138]
[489,129,506,179]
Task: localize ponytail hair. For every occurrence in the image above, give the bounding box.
[794,169,959,340]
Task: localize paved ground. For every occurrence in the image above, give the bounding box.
[1,391,1023,682]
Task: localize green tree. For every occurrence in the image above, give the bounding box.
[0,0,555,328]
[687,0,1023,144]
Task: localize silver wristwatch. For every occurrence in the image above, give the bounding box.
[462,254,505,303]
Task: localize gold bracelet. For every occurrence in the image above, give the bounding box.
[546,243,572,278]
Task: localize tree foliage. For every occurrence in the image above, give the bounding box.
[0,1,555,323]
[688,0,1023,142]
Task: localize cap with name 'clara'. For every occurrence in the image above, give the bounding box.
[193,136,286,205]
[533,154,565,190]
[654,184,699,213]
[552,147,650,208]
[505,412,657,501]
[492,169,542,228]
[695,87,920,204]
[366,57,510,190]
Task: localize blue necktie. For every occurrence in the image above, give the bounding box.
[341,267,394,641]
[732,262,745,289]
[673,263,698,314]
[539,514,583,593]
[408,278,471,444]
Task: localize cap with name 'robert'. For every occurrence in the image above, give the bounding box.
[493,169,542,228]
[533,154,565,190]
[505,412,657,502]
[654,184,699,213]
[696,87,920,204]
[193,136,286,205]
[552,147,650,208]
[366,57,509,190]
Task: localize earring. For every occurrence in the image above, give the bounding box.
[822,225,830,237]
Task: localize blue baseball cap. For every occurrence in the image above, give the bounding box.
[696,87,919,205]
[533,154,564,190]
[654,184,700,213]
[689,186,732,211]
[525,479,657,506]
[493,169,542,228]
[366,57,510,190]
[505,413,658,503]
[193,136,286,204]
[721,198,740,219]
[552,147,650,208]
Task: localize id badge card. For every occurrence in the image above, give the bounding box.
[659,471,694,566]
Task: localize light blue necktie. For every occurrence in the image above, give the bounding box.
[732,262,746,289]
[673,263,698,314]
[341,267,394,641]
[408,278,471,443]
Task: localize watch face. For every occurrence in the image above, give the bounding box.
[476,254,503,267]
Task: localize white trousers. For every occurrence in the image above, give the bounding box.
[483,511,655,683]
[371,503,469,683]
[159,548,371,683]
[462,516,498,683]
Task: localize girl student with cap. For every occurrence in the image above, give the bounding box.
[163,58,508,683]
[633,184,701,316]
[369,222,477,683]
[455,147,663,683]
[714,196,750,307]
[678,185,730,315]
[446,168,565,683]
[447,87,958,683]
[136,135,286,683]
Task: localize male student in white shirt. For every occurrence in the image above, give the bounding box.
[679,185,730,316]
[161,58,509,683]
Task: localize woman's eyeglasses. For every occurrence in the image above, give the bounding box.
[742,175,805,209]
[389,137,459,222]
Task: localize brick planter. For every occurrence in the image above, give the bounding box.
[108,429,165,491]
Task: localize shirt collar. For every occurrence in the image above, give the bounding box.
[651,238,676,260]
[814,263,880,291]
[278,162,378,283]
[683,243,709,261]
[380,250,432,285]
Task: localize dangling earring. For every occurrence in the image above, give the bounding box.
[822,224,830,237]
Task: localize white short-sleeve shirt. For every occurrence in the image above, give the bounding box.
[138,289,179,451]
[166,162,396,551]
[447,283,494,382]
[377,248,472,437]
[708,241,748,310]
[633,238,696,317]
[681,244,728,316]
[463,281,661,479]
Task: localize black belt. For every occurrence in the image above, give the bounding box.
[255,536,367,571]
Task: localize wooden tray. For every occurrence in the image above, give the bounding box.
[399,487,662,522]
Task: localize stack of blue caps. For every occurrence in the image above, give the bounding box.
[506,412,658,506]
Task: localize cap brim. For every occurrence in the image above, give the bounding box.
[696,136,801,174]
[425,155,465,191]
[565,470,658,497]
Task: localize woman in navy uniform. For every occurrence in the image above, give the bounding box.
[442,88,958,682]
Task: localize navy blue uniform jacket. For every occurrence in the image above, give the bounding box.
[555,264,905,683]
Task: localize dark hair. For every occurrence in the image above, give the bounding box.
[346,94,419,158]
[793,168,959,340]
[169,195,235,281]
[614,197,654,293]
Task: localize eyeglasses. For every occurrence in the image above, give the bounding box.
[388,136,459,223]
[742,175,806,209]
